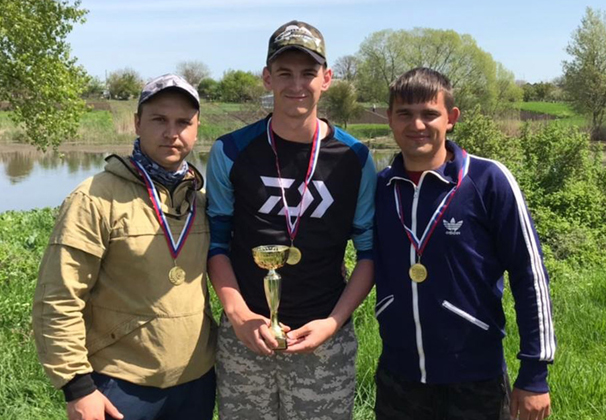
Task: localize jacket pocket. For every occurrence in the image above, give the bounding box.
[442,300,489,331]
[375,294,394,318]
[86,307,156,355]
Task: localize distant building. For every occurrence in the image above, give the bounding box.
[261,94,274,110]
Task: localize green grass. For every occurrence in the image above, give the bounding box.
[1,209,605,419]
[514,101,578,119]
[346,124,392,140]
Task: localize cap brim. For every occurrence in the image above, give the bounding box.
[267,45,326,65]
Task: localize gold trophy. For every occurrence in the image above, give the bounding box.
[252,245,290,350]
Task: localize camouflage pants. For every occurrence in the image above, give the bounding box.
[375,365,511,420]
[216,315,357,420]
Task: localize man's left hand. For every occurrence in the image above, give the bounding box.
[283,318,339,354]
[510,388,551,420]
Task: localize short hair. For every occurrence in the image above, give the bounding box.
[388,67,455,111]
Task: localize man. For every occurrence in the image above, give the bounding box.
[206,20,376,420]
[33,74,216,420]
[373,67,555,420]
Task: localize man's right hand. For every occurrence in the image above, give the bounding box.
[228,307,288,355]
[67,390,124,420]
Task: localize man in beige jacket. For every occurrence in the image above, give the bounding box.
[33,74,216,420]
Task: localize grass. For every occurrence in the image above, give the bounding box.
[514,101,578,119]
[346,124,392,140]
[1,209,605,419]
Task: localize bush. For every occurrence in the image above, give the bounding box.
[454,108,606,266]
[107,68,143,101]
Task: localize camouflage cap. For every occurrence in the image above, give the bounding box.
[138,74,200,109]
[267,20,326,65]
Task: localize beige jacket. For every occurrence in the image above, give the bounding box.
[33,155,216,389]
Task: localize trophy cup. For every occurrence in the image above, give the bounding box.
[252,245,290,350]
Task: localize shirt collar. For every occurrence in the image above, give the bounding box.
[386,140,466,186]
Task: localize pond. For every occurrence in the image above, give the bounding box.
[0,148,396,213]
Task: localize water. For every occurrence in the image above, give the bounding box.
[0,149,396,213]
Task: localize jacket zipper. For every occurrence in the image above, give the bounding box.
[410,177,427,383]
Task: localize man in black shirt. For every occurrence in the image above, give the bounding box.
[206,20,376,420]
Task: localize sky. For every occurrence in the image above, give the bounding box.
[67,0,606,84]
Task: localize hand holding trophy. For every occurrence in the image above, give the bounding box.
[252,245,292,350]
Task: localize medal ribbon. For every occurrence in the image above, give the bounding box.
[393,151,470,258]
[130,158,197,260]
[266,117,321,243]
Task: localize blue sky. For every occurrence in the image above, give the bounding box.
[68,0,605,84]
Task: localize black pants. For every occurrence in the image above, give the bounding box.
[91,368,216,420]
[375,366,510,420]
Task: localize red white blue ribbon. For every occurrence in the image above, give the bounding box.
[393,150,470,257]
[266,117,321,242]
[130,158,197,260]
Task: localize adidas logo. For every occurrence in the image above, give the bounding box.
[443,217,463,235]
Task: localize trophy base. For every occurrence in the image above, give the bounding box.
[274,335,288,351]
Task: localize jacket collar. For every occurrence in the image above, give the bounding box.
[104,154,205,191]
[386,140,466,186]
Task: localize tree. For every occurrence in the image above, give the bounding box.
[495,63,523,105]
[333,55,358,81]
[322,80,363,129]
[107,68,143,100]
[218,70,264,103]
[354,28,519,112]
[563,7,606,139]
[176,60,210,87]
[197,78,220,101]
[0,0,88,150]
[82,76,105,99]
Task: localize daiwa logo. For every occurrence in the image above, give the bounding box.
[258,176,334,218]
[443,217,463,235]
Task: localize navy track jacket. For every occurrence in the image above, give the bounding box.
[374,140,555,393]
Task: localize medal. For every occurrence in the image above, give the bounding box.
[286,246,302,265]
[169,265,186,285]
[393,151,470,283]
[130,158,197,286]
[409,263,427,283]
[266,117,321,266]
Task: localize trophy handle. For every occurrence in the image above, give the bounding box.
[264,269,287,350]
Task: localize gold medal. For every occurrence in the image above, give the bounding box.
[169,265,186,285]
[286,246,302,265]
[409,263,428,283]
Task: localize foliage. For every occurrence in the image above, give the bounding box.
[198,78,220,101]
[322,80,363,129]
[176,60,211,87]
[454,108,606,266]
[0,0,89,150]
[82,75,105,99]
[354,28,520,113]
[106,68,143,101]
[562,7,606,139]
[332,55,358,81]
[522,81,564,102]
[218,70,264,103]
[495,62,523,104]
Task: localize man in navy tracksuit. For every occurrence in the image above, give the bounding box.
[374,68,555,420]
